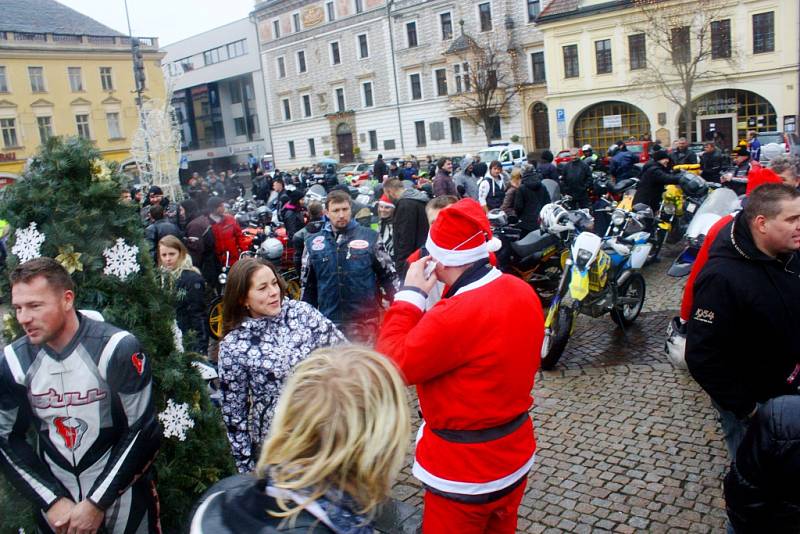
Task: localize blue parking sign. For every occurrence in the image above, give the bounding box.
[556,108,566,122]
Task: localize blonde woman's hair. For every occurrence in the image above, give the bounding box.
[256,346,410,522]
[510,167,522,187]
[157,235,199,276]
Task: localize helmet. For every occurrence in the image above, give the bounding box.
[665,317,688,370]
[539,203,572,234]
[582,144,592,152]
[678,171,707,197]
[487,209,507,228]
[259,237,284,261]
[234,212,250,227]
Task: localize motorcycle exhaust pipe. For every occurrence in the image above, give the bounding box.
[616,270,632,286]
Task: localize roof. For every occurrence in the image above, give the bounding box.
[446,33,480,55]
[0,0,125,36]
[537,0,634,23]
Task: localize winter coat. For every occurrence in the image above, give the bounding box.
[145,218,182,261]
[210,213,249,267]
[301,220,398,325]
[609,150,640,179]
[323,169,339,192]
[560,159,592,207]
[724,395,800,534]
[185,214,220,288]
[267,191,289,215]
[280,204,304,241]
[514,169,551,233]
[632,160,681,213]
[218,299,345,472]
[402,167,418,181]
[173,268,207,354]
[671,148,698,166]
[373,158,388,182]
[292,219,324,273]
[433,169,457,197]
[378,217,394,260]
[501,184,520,218]
[538,162,559,182]
[454,157,479,200]
[251,176,271,203]
[686,213,800,419]
[393,188,430,277]
[478,175,506,210]
[700,149,726,182]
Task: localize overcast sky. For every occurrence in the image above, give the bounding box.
[59,0,257,46]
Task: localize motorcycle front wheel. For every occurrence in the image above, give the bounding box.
[540,305,574,370]
[610,273,646,327]
[207,296,224,340]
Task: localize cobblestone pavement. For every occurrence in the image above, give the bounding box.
[391,243,732,532]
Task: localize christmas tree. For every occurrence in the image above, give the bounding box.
[0,137,234,533]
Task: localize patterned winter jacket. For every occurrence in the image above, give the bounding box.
[218,299,346,473]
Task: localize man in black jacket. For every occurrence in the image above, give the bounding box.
[145,204,182,263]
[560,150,592,208]
[670,137,698,166]
[373,154,389,183]
[632,150,681,213]
[384,178,430,277]
[686,183,800,458]
[514,165,551,236]
[699,142,725,182]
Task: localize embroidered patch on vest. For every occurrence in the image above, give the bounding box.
[311,236,326,251]
[348,239,369,250]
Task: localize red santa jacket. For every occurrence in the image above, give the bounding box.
[210,214,248,267]
[377,266,542,497]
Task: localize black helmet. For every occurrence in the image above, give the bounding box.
[678,172,707,197]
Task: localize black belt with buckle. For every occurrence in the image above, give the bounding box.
[429,412,529,444]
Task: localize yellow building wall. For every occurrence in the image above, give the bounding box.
[0,48,165,176]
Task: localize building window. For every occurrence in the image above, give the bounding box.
[449,117,462,143]
[369,130,378,151]
[28,66,45,92]
[563,45,579,78]
[527,0,540,22]
[1,118,18,147]
[326,1,335,21]
[671,26,690,64]
[75,114,91,139]
[282,98,291,120]
[595,39,612,74]
[227,40,247,58]
[435,68,448,96]
[292,13,301,33]
[106,112,121,138]
[409,73,422,100]
[204,48,222,65]
[406,21,418,48]
[330,42,341,65]
[531,51,545,83]
[357,34,369,59]
[277,57,286,78]
[302,94,312,117]
[362,82,374,107]
[297,50,307,73]
[454,63,470,93]
[753,12,774,54]
[354,0,363,14]
[487,116,501,140]
[478,2,492,32]
[574,100,651,150]
[68,67,83,92]
[99,67,113,91]
[335,87,345,112]
[288,140,296,159]
[710,19,731,59]
[440,12,453,40]
[628,34,646,70]
[272,19,280,39]
[415,120,426,146]
[234,117,247,136]
[0,66,8,92]
[308,138,316,157]
[37,116,52,143]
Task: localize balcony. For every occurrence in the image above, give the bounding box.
[0,32,159,50]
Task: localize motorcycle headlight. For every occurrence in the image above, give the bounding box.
[662,203,676,215]
[575,249,593,269]
[611,210,626,227]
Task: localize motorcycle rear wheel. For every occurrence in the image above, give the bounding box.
[540,305,574,370]
[207,296,224,340]
[610,273,646,327]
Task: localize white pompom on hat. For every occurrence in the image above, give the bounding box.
[425,198,501,266]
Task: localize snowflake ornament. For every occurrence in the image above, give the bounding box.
[158,399,195,441]
[103,238,140,281]
[11,222,45,263]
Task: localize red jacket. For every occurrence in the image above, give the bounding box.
[210,214,248,267]
[680,214,732,321]
[377,268,542,495]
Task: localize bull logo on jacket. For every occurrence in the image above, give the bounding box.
[131,352,145,375]
[53,416,88,451]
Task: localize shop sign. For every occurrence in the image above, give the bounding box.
[695,97,737,115]
[784,115,797,133]
[0,152,16,161]
[602,114,622,128]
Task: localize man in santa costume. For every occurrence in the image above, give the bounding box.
[377,198,543,533]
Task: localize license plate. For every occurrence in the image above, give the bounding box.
[686,202,697,213]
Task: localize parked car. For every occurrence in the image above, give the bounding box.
[477,142,527,170]
[337,163,371,180]
[625,141,652,163]
[758,131,796,162]
[554,149,575,165]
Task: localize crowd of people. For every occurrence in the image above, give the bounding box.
[2,132,800,532]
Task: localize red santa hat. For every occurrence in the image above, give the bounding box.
[745,166,782,196]
[426,198,501,266]
[378,194,394,208]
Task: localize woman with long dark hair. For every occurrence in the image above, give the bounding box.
[217,257,345,473]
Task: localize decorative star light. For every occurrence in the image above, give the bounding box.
[11,222,45,263]
[158,399,195,441]
[102,238,140,281]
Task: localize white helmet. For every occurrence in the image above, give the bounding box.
[582,144,592,152]
[487,209,507,227]
[665,317,688,370]
[539,203,573,234]
[260,237,284,261]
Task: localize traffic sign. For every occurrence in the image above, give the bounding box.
[556,108,566,122]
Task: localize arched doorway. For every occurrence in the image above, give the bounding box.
[573,101,651,151]
[336,122,354,163]
[678,89,777,152]
[531,102,550,149]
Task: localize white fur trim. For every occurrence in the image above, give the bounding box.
[454,267,503,296]
[413,452,536,495]
[425,234,489,267]
[395,289,427,311]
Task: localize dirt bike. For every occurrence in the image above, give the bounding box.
[540,205,652,370]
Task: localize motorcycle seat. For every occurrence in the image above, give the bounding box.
[511,230,559,259]
[609,178,637,194]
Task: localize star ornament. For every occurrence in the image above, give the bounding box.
[11,222,45,263]
[55,245,83,274]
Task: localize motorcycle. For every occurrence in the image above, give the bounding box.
[540,204,652,370]
[667,185,740,277]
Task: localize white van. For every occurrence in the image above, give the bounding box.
[477,142,527,171]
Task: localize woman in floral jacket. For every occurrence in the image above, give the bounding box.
[218,257,346,473]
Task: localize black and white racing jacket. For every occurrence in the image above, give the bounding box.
[0,314,161,512]
[218,299,345,473]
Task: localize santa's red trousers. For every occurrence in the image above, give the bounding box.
[421,479,527,534]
